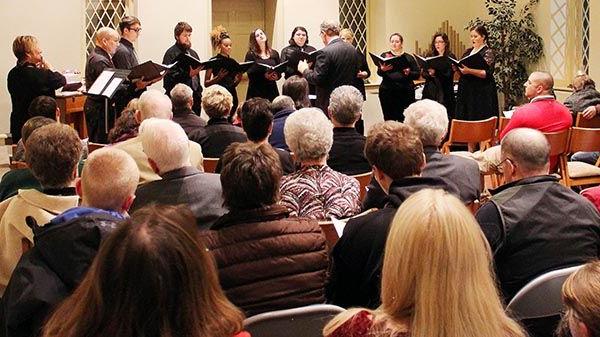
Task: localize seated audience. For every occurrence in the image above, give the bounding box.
[280,108,360,220]
[324,189,527,337]
[131,118,226,228]
[40,204,249,337]
[326,85,370,175]
[557,260,600,337]
[268,95,296,150]
[0,123,82,295]
[0,148,138,337]
[283,75,311,110]
[13,96,59,161]
[475,128,600,301]
[563,73,600,115]
[363,99,480,209]
[113,89,204,184]
[200,142,327,316]
[0,117,54,201]
[107,108,138,144]
[188,85,247,158]
[170,83,206,135]
[327,121,456,308]
[216,98,295,174]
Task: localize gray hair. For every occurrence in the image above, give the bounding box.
[138,89,173,121]
[403,99,448,146]
[284,108,333,161]
[329,85,363,125]
[271,95,295,112]
[501,128,550,174]
[320,19,340,36]
[139,118,190,173]
[170,83,193,110]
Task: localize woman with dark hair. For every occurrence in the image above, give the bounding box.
[282,75,310,109]
[376,33,420,122]
[455,25,499,120]
[205,25,243,115]
[244,28,282,101]
[41,204,249,337]
[280,26,317,79]
[422,32,457,120]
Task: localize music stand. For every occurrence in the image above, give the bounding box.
[85,68,131,133]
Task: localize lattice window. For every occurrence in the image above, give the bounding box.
[582,0,590,73]
[339,0,367,54]
[85,0,129,55]
[549,0,567,80]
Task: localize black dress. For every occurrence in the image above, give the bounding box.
[422,52,456,120]
[455,46,499,121]
[7,62,65,142]
[377,51,420,122]
[280,44,317,102]
[207,53,240,113]
[245,50,281,101]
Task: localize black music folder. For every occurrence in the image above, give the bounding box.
[128,60,177,82]
[369,52,411,70]
[257,61,289,73]
[448,52,487,69]
[174,53,207,69]
[297,49,322,63]
[203,57,254,74]
[414,54,448,70]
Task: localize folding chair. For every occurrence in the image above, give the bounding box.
[542,129,571,184]
[202,157,219,173]
[562,127,600,187]
[441,116,498,153]
[244,304,345,337]
[87,142,107,154]
[575,112,600,128]
[350,171,372,201]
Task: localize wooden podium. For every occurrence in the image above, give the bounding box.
[56,92,88,139]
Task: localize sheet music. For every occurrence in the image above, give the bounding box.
[330,217,348,237]
[87,70,115,95]
[103,77,123,97]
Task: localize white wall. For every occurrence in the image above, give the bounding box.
[0,0,84,134]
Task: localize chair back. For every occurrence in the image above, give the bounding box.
[318,221,339,251]
[442,116,498,153]
[87,142,107,153]
[498,116,511,135]
[351,171,372,201]
[543,129,571,157]
[575,112,600,128]
[506,265,582,319]
[244,304,345,337]
[202,157,219,173]
[568,127,600,153]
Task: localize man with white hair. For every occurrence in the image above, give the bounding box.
[84,27,121,143]
[113,89,204,183]
[170,83,206,135]
[327,85,370,175]
[475,128,600,301]
[131,118,225,228]
[298,19,359,111]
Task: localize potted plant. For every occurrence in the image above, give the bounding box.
[468,0,544,109]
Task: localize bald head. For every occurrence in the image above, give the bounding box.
[137,89,173,121]
[94,27,119,44]
[501,128,550,176]
[525,71,554,99]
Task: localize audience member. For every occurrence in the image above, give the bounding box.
[0,148,138,337]
[107,108,138,143]
[327,121,456,308]
[113,89,203,184]
[363,99,479,209]
[324,189,527,337]
[131,118,226,228]
[13,96,59,161]
[0,117,55,201]
[0,123,82,295]
[326,85,370,175]
[557,260,600,337]
[170,83,206,135]
[268,95,296,151]
[280,108,360,220]
[188,85,247,158]
[200,142,328,316]
[282,75,310,109]
[40,205,248,337]
[475,128,600,301]
[563,73,600,115]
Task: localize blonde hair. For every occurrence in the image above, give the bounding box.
[81,148,139,211]
[340,28,354,42]
[210,25,230,51]
[12,35,38,62]
[324,189,526,337]
[201,85,233,119]
[561,260,600,337]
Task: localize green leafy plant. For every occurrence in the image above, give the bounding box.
[468,0,544,108]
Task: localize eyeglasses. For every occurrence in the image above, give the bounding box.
[129,27,142,33]
[493,157,514,171]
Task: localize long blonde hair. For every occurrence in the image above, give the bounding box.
[324,189,526,337]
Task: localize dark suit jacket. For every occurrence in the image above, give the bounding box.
[188,118,248,158]
[303,38,359,111]
[131,166,226,228]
